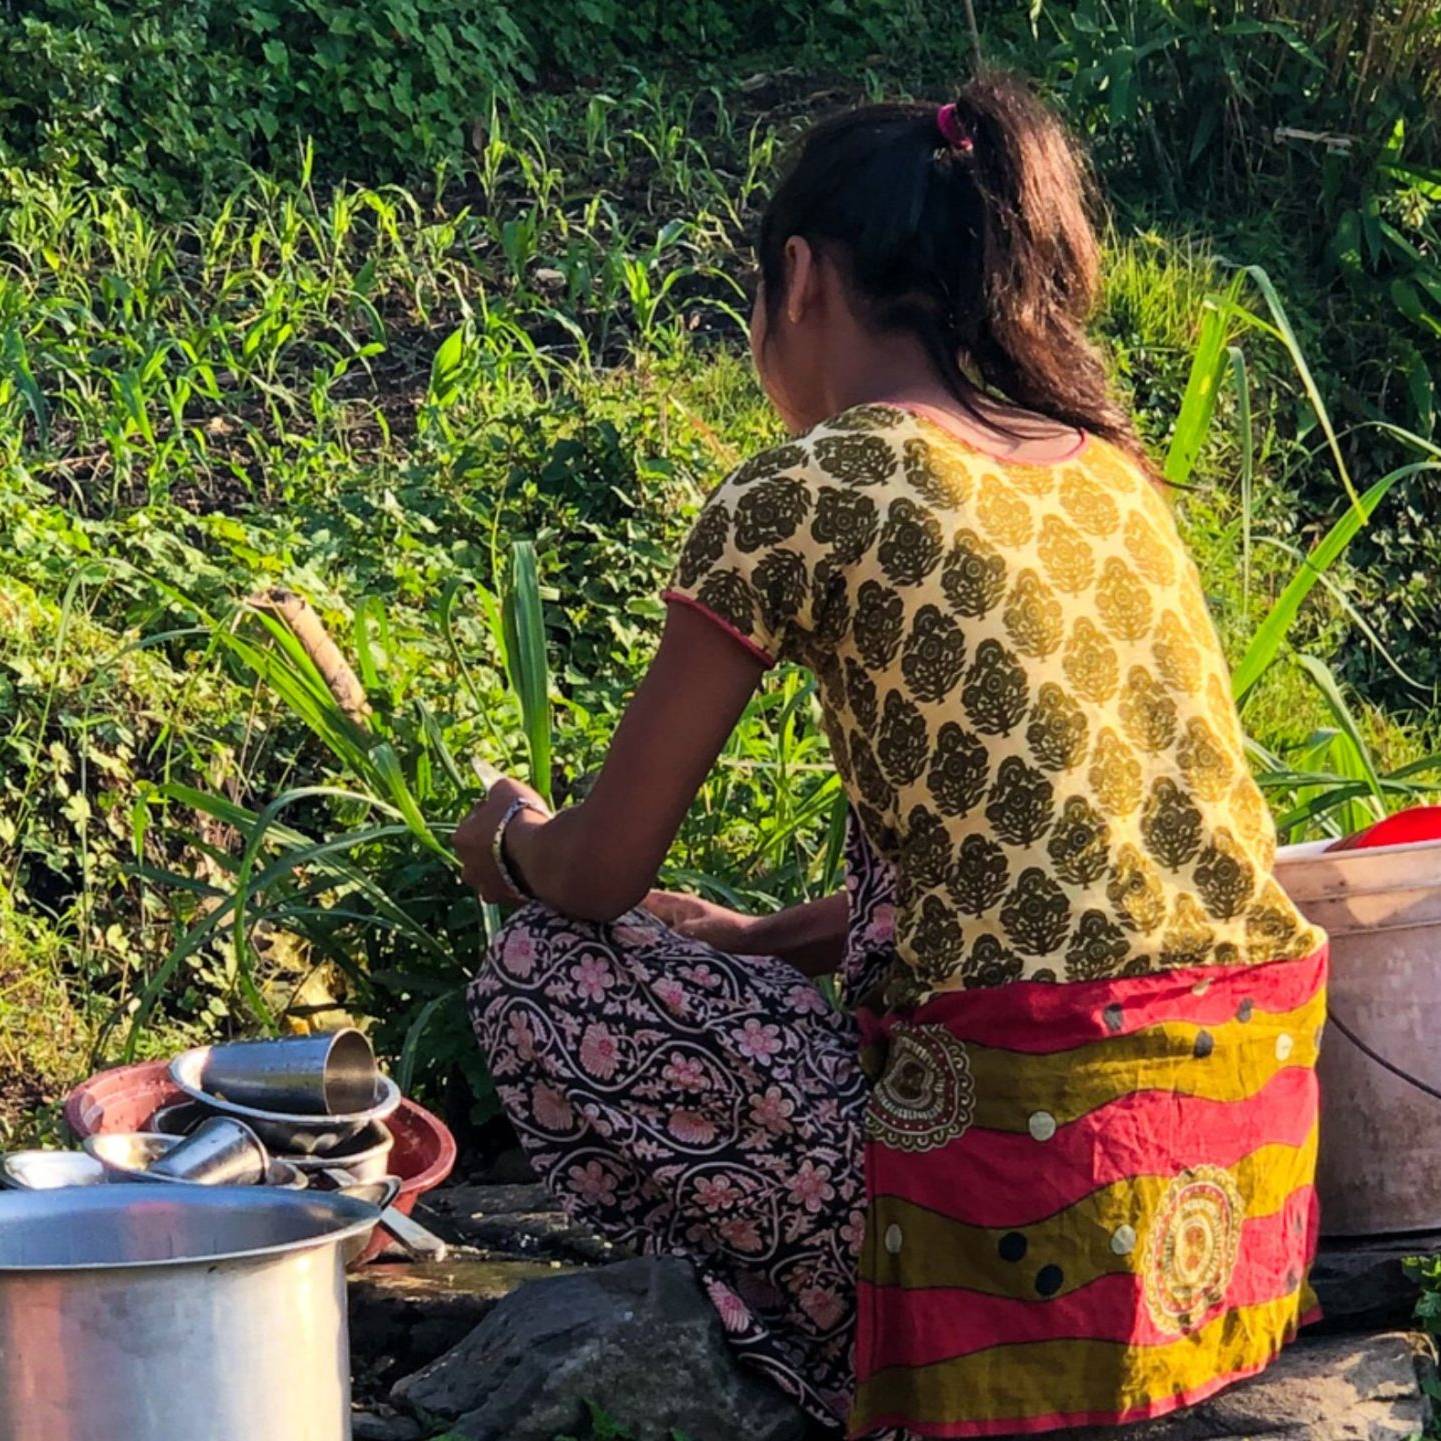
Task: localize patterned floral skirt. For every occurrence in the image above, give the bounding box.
[467,819,896,1435]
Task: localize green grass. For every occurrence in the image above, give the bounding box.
[1,74,1438,1138]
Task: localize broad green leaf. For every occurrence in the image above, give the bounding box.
[428,326,467,408]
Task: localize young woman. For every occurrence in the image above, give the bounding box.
[456,73,1326,1440]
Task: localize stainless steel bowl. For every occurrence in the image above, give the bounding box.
[150,1102,392,1184]
[281,1122,394,1184]
[149,1100,209,1135]
[83,1133,307,1189]
[169,1047,401,1153]
[0,1150,107,1190]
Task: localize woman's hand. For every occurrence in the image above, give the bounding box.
[647,890,851,977]
[454,775,550,904]
[644,890,761,950]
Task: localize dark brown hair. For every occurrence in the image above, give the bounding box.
[758,72,1150,466]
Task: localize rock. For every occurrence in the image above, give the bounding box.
[421,1183,625,1264]
[389,1256,810,1441]
[351,1411,422,1440]
[1062,1333,1433,1441]
[1311,1234,1432,1334]
[444,1182,551,1213]
[349,1257,575,1394]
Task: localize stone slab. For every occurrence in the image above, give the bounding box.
[349,1256,576,1396]
[389,1255,810,1441]
[1061,1332,1433,1441]
[418,1183,625,1263]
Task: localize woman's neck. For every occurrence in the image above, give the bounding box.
[827,372,1085,465]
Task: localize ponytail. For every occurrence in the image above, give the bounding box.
[757,72,1151,469]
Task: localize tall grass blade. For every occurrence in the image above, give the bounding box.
[1294,655,1387,828]
[820,788,850,895]
[1231,470,1404,703]
[1234,264,1363,516]
[501,540,553,802]
[1228,345,1254,609]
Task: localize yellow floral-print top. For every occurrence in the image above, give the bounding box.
[664,402,1320,1008]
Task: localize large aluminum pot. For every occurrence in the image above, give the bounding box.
[0,1183,380,1441]
[1275,835,1441,1236]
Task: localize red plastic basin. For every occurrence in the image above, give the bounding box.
[65,1059,457,1266]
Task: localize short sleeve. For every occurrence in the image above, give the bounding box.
[662,441,822,667]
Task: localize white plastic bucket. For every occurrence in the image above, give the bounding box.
[1275,835,1441,1236]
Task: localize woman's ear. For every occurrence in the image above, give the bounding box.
[783,236,817,326]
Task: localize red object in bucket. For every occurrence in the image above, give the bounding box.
[64,1059,457,1267]
[1325,805,1441,852]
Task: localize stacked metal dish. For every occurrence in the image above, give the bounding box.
[154,1031,443,1257]
[82,1130,308,1189]
[163,1029,401,1184]
[167,1031,401,1162]
[1,1030,396,1196]
[151,1101,396,1184]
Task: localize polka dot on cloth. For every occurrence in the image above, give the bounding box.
[1035,1264,1064,1297]
[1193,1030,1214,1059]
[1110,1224,1137,1256]
[1102,1003,1124,1034]
[1028,1111,1057,1142]
[884,1224,904,1255]
[1276,1033,1294,1061]
[998,1231,1028,1262]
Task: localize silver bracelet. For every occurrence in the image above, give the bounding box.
[492,796,546,900]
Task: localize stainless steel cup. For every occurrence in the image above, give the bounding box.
[146,1116,269,1186]
[198,1029,378,1116]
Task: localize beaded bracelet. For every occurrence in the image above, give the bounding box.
[492,795,547,900]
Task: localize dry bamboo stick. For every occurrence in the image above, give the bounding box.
[246,588,372,726]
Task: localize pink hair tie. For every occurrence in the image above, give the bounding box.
[936,102,973,153]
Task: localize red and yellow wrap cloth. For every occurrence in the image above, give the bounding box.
[850,947,1326,1438]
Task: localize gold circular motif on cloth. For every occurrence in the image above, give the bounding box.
[866,1023,975,1154]
[1143,1165,1245,1334]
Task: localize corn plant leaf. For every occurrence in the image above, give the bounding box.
[501,540,553,801]
[1231,264,1364,517]
[1164,280,1240,487]
[1231,470,1404,704]
[428,326,467,408]
[1294,654,1386,824]
[820,786,850,895]
[398,988,461,1093]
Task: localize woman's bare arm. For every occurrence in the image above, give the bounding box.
[461,603,770,919]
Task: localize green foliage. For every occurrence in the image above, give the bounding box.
[0,0,530,198]
[1404,1250,1441,1430]
[0,0,914,202]
[1000,3,1441,698]
[532,0,904,79]
[551,1397,693,1441]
